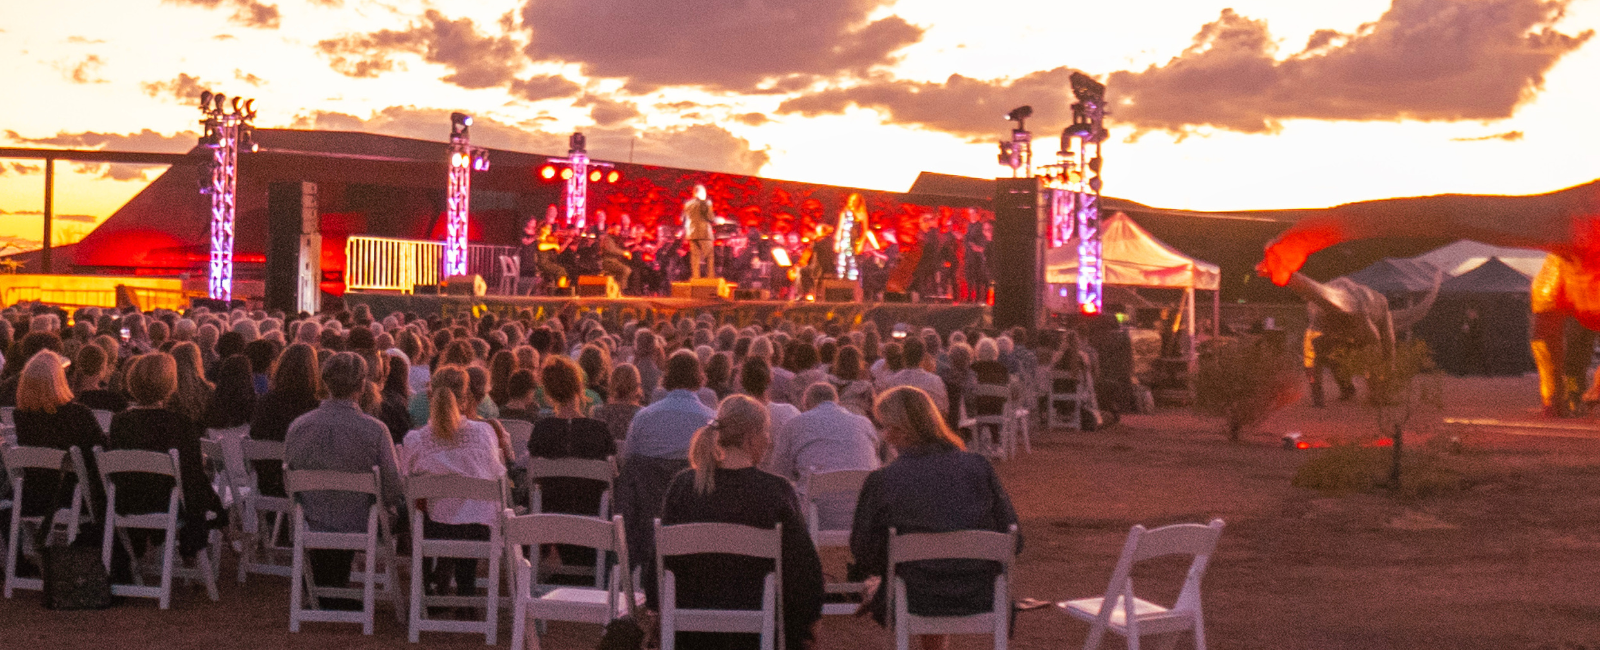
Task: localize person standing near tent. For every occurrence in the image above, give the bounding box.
[1459,308,1487,376]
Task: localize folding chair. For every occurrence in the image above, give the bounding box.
[0,407,13,427]
[285,466,400,635]
[496,256,518,296]
[505,512,642,650]
[237,438,294,582]
[887,524,1018,650]
[527,456,614,587]
[500,419,534,470]
[0,425,14,445]
[91,410,114,432]
[3,445,91,597]
[405,474,507,644]
[94,446,220,609]
[969,384,1017,460]
[800,468,872,616]
[1057,519,1225,650]
[655,519,783,650]
[1048,370,1093,431]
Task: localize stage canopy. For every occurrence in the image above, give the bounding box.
[1412,239,1546,278]
[1044,212,1220,291]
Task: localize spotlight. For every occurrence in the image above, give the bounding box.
[589,170,602,182]
[606,170,620,183]
[560,168,573,180]
[231,96,242,114]
[472,151,490,172]
[451,112,472,127]
[243,98,255,118]
[199,90,213,109]
[539,165,556,180]
[1005,106,1033,123]
[213,93,227,113]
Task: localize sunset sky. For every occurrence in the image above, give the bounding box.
[1,0,1596,251]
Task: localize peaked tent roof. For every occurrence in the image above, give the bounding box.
[1045,212,1220,290]
[1441,257,1533,294]
[1343,257,1442,294]
[1412,239,1546,278]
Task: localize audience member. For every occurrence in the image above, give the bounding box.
[767,382,880,530]
[203,355,256,429]
[740,356,799,434]
[590,363,641,442]
[526,356,616,516]
[70,343,128,412]
[249,343,322,496]
[879,338,949,414]
[14,350,106,520]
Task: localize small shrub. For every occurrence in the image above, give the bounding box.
[1196,333,1304,442]
[1293,440,1464,499]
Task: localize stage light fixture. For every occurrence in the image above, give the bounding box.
[560,168,573,180]
[539,165,556,180]
[589,169,601,182]
[1006,106,1033,123]
[451,112,472,128]
[607,170,620,183]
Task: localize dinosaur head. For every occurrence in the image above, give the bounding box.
[1259,220,1348,286]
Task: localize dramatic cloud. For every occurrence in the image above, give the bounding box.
[1106,0,1593,134]
[140,73,209,104]
[234,70,266,86]
[164,0,281,29]
[520,0,923,92]
[1453,130,1525,142]
[290,106,769,175]
[575,95,640,127]
[57,55,108,84]
[736,113,769,127]
[318,10,521,88]
[508,74,580,102]
[777,67,1079,140]
[0,162,42,176]
[64,36,106,44]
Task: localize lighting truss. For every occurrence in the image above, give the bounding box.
[445,113,488,278]
[545,132,612,231]
[198,91,256,302]
[1064,72,1107,315]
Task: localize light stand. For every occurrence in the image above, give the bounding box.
[198,90,257,302]
[998,106,1034,178]
[545,132,613,231]
[1062,72,1107,315]
[445,112,488,278]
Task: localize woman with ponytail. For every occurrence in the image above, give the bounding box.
[849,386,1021,650]
[655,395,823,650]
[399,365,507,598]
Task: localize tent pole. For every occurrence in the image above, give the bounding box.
[1213,288,1220,337]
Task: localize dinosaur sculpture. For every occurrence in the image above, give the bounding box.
[1258,180,1600,416]
[1289,272,1440,405]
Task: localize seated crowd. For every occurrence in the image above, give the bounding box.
[0,302,1105,648]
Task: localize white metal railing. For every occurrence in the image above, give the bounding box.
[344,236,516,294]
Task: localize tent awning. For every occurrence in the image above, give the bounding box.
[1412,239,1547,278]
[1045,212,1220,291]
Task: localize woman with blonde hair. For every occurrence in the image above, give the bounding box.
[655,394,823,650]
[14,350,107,520]
[850,386,1020,650]
[399,365,507,598]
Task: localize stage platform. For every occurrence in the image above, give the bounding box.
[341,292,990,332]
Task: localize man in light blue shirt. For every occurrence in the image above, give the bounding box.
[768,382,880,530]
[624,350,717,459]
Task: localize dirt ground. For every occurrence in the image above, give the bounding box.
[8,373,1600,649]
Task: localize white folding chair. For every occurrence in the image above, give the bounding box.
[527,457,615,587]
[969,384,1017,460]
[1047,370,1092,432]
[3,445,91,597]
[0,407,13,427]
[505,512,642,650]
[654,519,783,650]
[94,446,220,609]
[500,419,534,470]
[1058,519,1225,650]
[496,256,518,296]
[237,438,294,582]
[800,468,872,616]
[406,474,507,644]
[285,466,400,635]
[887,524,1018,650]
[1,425,14,445]
[91,410,114,432]
[206,425,252,498]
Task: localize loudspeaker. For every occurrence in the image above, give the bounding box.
[820,279,862,302]
[444,274,486,296]
[576,275,620,298]
[991,177,1046,332]
[266,182,320,314]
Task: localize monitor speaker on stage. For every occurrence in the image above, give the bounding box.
[444,275,487,297]
[266,182,320,315]
[991,177,1046,332]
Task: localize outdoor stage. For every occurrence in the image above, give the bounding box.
[341,291,991,332]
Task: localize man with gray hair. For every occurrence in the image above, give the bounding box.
[295,319,322,347]
[766,382,880,530]
[285,351,404,610]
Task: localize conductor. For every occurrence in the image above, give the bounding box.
[683,184,716,280]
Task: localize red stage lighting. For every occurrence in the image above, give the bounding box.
[539,165,556,180]
[607,170,620,183]
[589,170,602,182]
[560,168,573,180]
[1081,303,1099,315]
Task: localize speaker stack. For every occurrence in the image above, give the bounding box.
[265,182,321,315]
[991,177,1047,332]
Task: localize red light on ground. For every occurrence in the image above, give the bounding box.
[538,165,556,180]
[607,170,620,183]
[1295,441,1310,449]
[1373,438,1394,447]
[560,168,573,180]
[589,170,602,182]
[1081,303,1099,315]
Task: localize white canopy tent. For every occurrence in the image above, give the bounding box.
[1410,239,1547,279]
[1045,212,1222,350]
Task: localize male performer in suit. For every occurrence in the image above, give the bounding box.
[683,184,716,279]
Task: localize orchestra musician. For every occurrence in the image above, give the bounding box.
[683,184,716,280]
[599,222,633,290]
[799,223,837,299]
[911,211,952,300]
